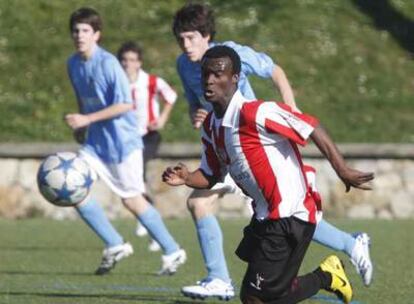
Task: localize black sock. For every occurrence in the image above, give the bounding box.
[313,267,332,290]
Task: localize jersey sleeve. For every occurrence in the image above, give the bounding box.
[176,56,202,112]
[103,57,132,105]
[262,102,319,146]
[226,41,276,78]
[199,116,227,182]
[156,77,177,104]
[304,165,322,212]
[67,58,84,113]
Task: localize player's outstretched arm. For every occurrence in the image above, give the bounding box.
[271,65,297,110]
[310,124,374,192]
[162,163,216,189]
[65,103,133,130]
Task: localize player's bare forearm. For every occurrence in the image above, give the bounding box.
[162,163,216,189]
[87,103,133,124]
[191,108,209,129]
[271,66,297,110]
[155,102,174,130]
[310,124,374,192]
[65,103,133,130]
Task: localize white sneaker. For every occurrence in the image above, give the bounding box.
[135,222,148,237]
[95,242,134,275]
[158,248,186,275]
[181,278,235,301]
[148,239,161,252]
[350,233,373,286]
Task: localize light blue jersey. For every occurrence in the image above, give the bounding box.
[177,40,276,113]
[67,46,142,164]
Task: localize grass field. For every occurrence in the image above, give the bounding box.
[0,0,413,142]
[0,218,413,304]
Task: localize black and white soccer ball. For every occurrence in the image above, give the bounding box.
[37,152,94,207]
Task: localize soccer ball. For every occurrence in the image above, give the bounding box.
[37,152,94,207]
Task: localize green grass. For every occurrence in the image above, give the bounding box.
[0,0,413,142]
[0,218,413,303]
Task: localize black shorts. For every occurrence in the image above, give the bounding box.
[236,217,315,302]
[143,131,161,181]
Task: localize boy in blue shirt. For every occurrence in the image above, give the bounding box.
[65,7,186,276]
[172,3,372,300]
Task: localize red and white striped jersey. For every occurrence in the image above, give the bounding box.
[200,90,320,223]
[130,70,177,135]
[304,165,323,223]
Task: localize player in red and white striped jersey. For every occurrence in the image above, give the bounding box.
[163,46,374,303]
[118,41,177,254]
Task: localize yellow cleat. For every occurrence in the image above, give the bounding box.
[320,255,353,303]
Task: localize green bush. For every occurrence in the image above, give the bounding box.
[0,0,413,142]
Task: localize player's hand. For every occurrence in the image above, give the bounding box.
[148,120,165,131]
[338,167,374,192]
[73,128,87,144]
[65,113,91,130]
[191,109,209,129]
[162,163,189,186]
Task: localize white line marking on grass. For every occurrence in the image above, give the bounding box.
[312,294,362,304]
[38,283,364,303]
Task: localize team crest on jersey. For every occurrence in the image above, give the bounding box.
[250,273,265,290]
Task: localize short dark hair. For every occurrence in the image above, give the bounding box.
[202,45,241,75]
[172,3,216,41]
[117,41,144,62]
[69,7,102,33]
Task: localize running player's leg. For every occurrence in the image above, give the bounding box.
[76,197,123,248]
[239,218,347,304]
[118,148,185,275]
[181,187,234,300]
[135,131,161,248]
[313,219,373,285]
[313,219,355,255]
[188,189,230,282]
[75,153,132,275]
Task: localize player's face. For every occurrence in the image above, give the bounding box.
[201,57,238,113]
[71,23,100,58]
[120,51,142,79]
[177,31,210,62]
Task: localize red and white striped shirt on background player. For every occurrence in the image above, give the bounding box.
[130,70,177,135]
[199,90,321,223]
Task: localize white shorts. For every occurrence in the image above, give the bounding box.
[79,148,145,199]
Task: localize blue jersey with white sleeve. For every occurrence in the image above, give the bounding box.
[67,46,142,164]
[177,40,276,113]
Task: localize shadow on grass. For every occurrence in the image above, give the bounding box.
[0,291,202,303]
[0,270,92,276]
[0,269,155,277]
[0,245,99,252]
[352,0,414,57]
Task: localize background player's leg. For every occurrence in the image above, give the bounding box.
[123,196,179,255]
[181,189,234,300]
[76,198,123,247]
[135,131,162,249]
[188,189,230,282]
[123,195,186,275]
[313,219,373,285]
[313,219,355,254]
[76,198,133,275]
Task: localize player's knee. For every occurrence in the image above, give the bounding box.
[121,198,134,211]
[240,284,265,304]
[186,197,204,213]
[240,292,264,304]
